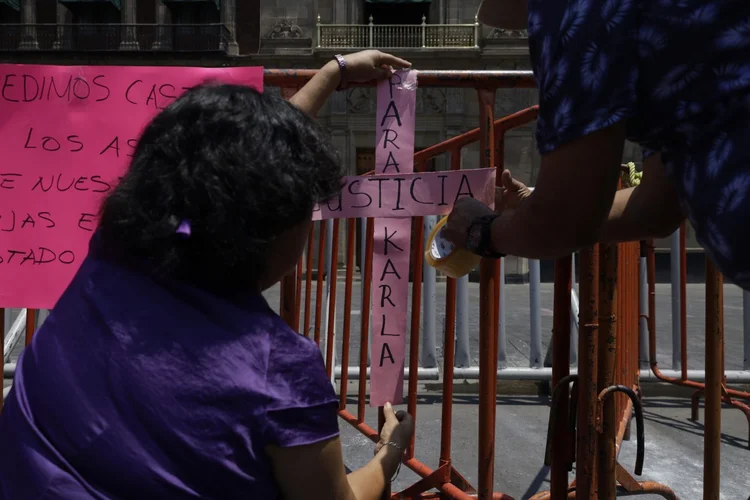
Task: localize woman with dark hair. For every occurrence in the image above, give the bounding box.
[446,0,750,291]
[0,50,414,500]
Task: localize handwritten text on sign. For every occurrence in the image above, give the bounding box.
[0,65,264,308]
[370,70,419,407]
[312,169,495,221]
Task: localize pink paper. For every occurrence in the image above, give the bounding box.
[312,169,496,221]
[0,64,263,308]
[370,69,418,407]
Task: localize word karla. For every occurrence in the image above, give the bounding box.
[0,211,98,233]
[374,224,408,368]
[0,247,76,265]
[312,169,496,221]
[1,73,192,109]
[23,127,138,158]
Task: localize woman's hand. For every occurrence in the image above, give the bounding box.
[495,169,532,212]
[444,169,531,249]
[374,402,414,454]
[343,50,412,82]
[290,51,411,117]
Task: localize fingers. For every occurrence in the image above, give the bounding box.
[383,402,397,423]
[375,51,412,69]
[501,169,515,190]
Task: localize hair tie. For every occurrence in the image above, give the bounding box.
[176,220,191,237]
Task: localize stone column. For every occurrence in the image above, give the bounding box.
[152,0,172,49]
[53,2,72,50]
[221,0,240,55]
[119,0,140,49]
[19,0,38,50]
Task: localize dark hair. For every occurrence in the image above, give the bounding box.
[98,83,343,295]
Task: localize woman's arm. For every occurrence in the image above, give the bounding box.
[267,403,413,500]
[288,60,341,118]
[599,154,685,243]
[486,122,627,259]
[288,51,412,118]
[267,436,402,500]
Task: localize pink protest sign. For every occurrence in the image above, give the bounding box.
[0,64,263,308]
[312,169,496,221]
[370,70,418,407]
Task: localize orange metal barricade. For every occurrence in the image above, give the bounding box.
[532,176,677,500]
[0,69,736,500]
[644,235,750,445]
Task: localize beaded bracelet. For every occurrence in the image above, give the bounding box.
[333,54,348,91]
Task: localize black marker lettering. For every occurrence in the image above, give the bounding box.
[73,177,90,191]
[90,175,111,193]
[37,247,56,264]
[7,249,23,263]
[392,178,406,211]
[20,250,36,265]
[368,178,389,208]
[72,77,90,100]
[124,80,141,105]
[159,84,177,105]
[388,72,402,100]
[454,174,475,201]
[100,136,120,157]
[38,212,55,228]
[378,314,399,337]
[382,129,400,150]
[383,227,404,255]
[383,151,400,173]
[348,180,373,209]
[380,258,402,281]
[55,175,74,192]
[379,343,396,367]
[67,135,84,152]
[379,284,396,308]
[22,74,39,102]
[92,75,110,102]
[58,250,75,265]
[126,139,138,157]
[409,177,432,205]
[20,213,36,229]
[78,213,96,232]
[48,75,71,101]
[326,191,343,212]
[23,128,37,149]
[380,100,402,127]
[0,210,15,232]
[31,176,52,192]
[0,173,21,190]
[1,74,18,102]
[438,175,449,206]
[41,136,61,152]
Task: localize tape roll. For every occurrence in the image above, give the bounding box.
[424,217,481,279]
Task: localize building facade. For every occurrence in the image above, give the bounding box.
[0,0,695,280]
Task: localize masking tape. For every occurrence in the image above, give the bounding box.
[424,217,481,279]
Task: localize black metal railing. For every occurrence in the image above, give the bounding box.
[0,24,230,52]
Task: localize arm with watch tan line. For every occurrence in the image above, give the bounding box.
[267,402,414,500]
[288,50,412,118]
[444,130,685,258]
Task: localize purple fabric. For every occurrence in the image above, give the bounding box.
[0,235,339,499]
